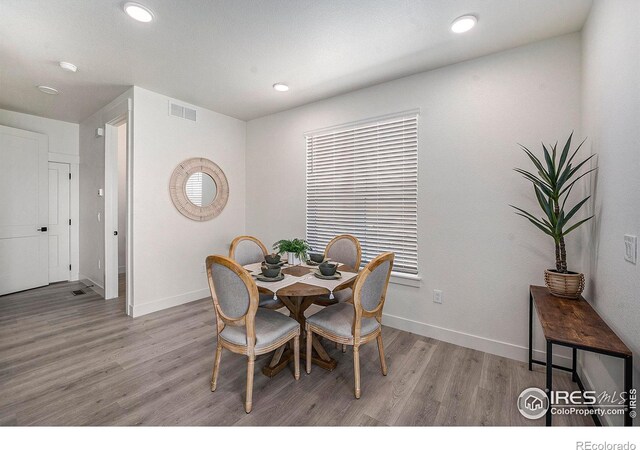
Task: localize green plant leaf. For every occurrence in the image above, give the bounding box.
[520,145,552,184]
[534,185,556,223]
[542,142,556,181]
[514,213,555,237]
[557,131,573,172]
[562,215,595,236]
[558,167,598,196]
[565,136,587,168]
[510,205,555,234]
[514,168,553,196]
[563,196,591,225]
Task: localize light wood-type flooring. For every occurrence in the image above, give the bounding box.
[0,277,593,426]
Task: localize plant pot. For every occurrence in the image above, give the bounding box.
[544,269,585,299]
[287,252,301,266]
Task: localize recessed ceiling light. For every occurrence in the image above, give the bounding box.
[37,86,59,95]
[59,61,78,73]
[123,2,154,23]
[273,83,289,92]
[451,15,477,33]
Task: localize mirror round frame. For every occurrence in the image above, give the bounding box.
[169,157,229,221]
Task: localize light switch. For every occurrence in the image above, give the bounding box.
[624,235,637,264]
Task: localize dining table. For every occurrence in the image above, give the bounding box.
[243,261,359,377]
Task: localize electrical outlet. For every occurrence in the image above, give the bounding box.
[433,289,443,304]
[624,235,637,264]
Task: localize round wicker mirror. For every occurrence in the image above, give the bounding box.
[169,157,229,221]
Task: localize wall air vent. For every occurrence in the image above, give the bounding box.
[169,101,197,122]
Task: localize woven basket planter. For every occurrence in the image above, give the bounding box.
[544,269,585,299]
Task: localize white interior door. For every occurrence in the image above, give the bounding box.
[48,162,70,283]
[0,125,48,295]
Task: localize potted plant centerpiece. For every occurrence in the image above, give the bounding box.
[511,133,597,299]
[273,238,311,266]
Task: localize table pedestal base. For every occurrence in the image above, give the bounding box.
[261,295,337,377]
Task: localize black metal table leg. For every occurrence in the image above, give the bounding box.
[624,355,633,427]
[572,347,577,382]
[529,292,533,371]
[546,340,553,426]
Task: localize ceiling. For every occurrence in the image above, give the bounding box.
[0,0,592,123]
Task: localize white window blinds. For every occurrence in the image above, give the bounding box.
[306,112,418,274]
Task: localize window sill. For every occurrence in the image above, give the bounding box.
[389,272,421,288]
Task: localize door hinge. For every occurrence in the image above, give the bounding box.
[69,173,71,180]
[69,219,71,225]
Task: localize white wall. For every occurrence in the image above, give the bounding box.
[580,0,639,426]
[0,109,80,281]
[117,123,127,273]
[130,87,246,316]
[79,89,133,290]
[246,33,583,363]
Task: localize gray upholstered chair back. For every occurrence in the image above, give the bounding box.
[358,259,392,312]
[233,239,266,266]
[210,261,251,319]
[326,236,359,269]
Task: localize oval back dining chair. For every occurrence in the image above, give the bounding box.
[229,235,283,310]
[313,234,362,307]
[305,251,394,399]
[206,255,300,413]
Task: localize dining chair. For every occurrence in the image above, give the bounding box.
[206,255,300,413]
[229,235,284,309]
[312,234,362,306]
[305,252,394,399]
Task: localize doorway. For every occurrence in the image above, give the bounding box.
[104,118,128,310]
[48,162,71,283]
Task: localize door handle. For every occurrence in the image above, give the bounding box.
[113,231,118,236]
[37,227,48,232]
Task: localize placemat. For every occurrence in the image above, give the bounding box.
[254,274,303,299]
[299,270,358,299]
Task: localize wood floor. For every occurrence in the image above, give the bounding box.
[0,278,593,426]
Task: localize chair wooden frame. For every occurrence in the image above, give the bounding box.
[306,252,394,399]
[229,235,269,261]
[229,235,284,310]
[206,255,300,413]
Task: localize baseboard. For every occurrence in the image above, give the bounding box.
[79,275,104,297]
[131,288,209,317]
[577,361,615,427]
[382,313,572,367]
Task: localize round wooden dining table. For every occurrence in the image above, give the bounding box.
[257,264,357,377]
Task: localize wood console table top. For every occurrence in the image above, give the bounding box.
[530,285,631,357]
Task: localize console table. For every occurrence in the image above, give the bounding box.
[528,285,633,426]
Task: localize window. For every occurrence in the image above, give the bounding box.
[305,111,418,274]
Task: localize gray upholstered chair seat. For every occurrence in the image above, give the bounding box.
[307,302,379,339]
[258,293,282,308]
[220,308,299,349]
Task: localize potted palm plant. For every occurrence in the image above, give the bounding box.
[273,238,311,266]
[511,132,597,299]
